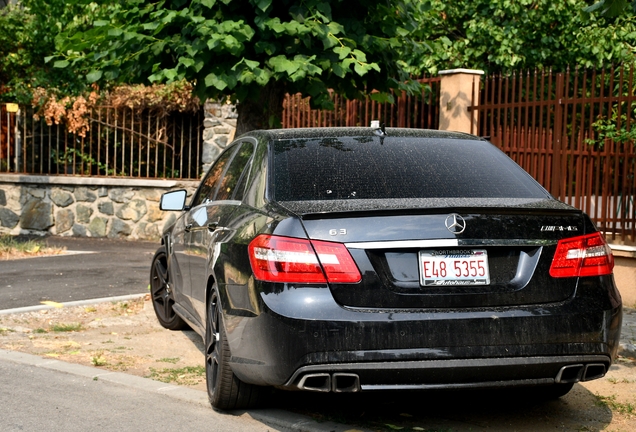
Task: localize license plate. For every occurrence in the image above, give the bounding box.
[419,249,490,286]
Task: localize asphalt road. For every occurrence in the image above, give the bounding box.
[0,237,158,310]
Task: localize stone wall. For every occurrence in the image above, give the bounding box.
[202,100,238,175]
[0,175,197,240]
[0,99,241,241]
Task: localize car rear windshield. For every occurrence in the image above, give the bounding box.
[271,136,549,201]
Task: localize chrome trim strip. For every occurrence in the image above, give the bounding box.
[458,239,557,247]
[361,378,555,391]
[344,239,557,249]
[345,239,459,249]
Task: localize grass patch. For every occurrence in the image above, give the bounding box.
[91,350,107,366]
[0,235,65,260]
[146,366,205,385]
[51,323,83,333]
[595,394,636,415]
[33,328,47,334]
[157,357,180,364]
[0,327,15,335]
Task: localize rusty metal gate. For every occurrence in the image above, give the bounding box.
[473,67,636,243]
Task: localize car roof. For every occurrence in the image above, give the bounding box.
[239,127,484,142]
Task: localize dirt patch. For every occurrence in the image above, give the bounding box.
[1,298,636,431]
[0,297,206,391]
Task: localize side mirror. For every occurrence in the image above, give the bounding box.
[160,190,187,211]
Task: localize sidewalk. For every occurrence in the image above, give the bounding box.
[620,307,636,358]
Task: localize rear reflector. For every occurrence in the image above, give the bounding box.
[248,235,362,284]
[549,232,614,278]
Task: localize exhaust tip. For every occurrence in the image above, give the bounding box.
[297,373,331,392]
[555,364,584,383]
[332,373,360,393]
[583,363,606,381]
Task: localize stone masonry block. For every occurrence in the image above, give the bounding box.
[20,199,53,230]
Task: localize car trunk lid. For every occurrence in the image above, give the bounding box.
[279,198,593,309]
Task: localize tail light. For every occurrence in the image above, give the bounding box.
[550,232,614,278]
[248,235,361,284]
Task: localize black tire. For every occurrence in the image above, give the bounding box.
[206,292,263,410]
[149,247,188,330]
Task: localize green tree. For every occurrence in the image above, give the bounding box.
[0,0,92,103]
[53,0,417,134]
[402,0,636,76]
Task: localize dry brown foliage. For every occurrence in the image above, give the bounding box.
[31,81,200,138]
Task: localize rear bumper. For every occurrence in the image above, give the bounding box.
[221,276,622,390]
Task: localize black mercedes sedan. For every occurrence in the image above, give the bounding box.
[150,127,622,410]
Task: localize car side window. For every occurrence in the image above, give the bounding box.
[216,142,255,202]
[190,146,237,207]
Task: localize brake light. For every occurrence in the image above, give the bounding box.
[248,235,361,283]
[549,232,614,278]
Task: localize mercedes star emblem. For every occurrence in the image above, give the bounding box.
[445,213,466,234]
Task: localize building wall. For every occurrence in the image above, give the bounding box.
[0,175,198,240]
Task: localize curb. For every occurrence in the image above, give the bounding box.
[1,294,360,430]
[0,293,148,316]
[0,349,358,432]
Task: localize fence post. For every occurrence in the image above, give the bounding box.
[551,72,565,199]
[438,69,484,134]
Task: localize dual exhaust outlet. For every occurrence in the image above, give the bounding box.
[297,373,361,393]
[296,362,608,392]
[555,363,607,383]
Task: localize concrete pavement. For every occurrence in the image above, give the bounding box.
[0,348,354,432]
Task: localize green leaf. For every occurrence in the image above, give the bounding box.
[200,0,217,8]
[164,69,178,81]
[255,0,272,12]
[86,70,103,83]
[370,92,394,104]
[253,67,272,85]
[268,55,300,74]
[44,56,55,64]
[354,62,371,76]
[93,20,110,27]
[205,73,227,90]
[327,21,344,35]
[244,59,259,69]
[440,36,452,47]
[53,60,69,68]
[332,62,346,78]
[179,57,196,68]
[333,46,351,60]
[351,49,367,62]
[142,22,160,31]
[316,3,332,20]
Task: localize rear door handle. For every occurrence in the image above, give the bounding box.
[185,223,193,232]
[207,220,220,231]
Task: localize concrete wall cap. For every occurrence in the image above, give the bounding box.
[439,69,485,76]
[0,174,199,189]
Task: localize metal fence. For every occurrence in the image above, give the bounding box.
[1,105,204,179]
[473,67,636,243]
[4,68,636,242]
[282,76,441,129]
